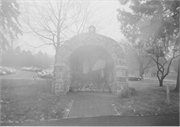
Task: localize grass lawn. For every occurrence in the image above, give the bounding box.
[0,79,71,124]
[114,81,179,116]
[0,78,179,124]
[165,73,177,80]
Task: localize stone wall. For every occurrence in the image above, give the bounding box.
[52,63,70,95]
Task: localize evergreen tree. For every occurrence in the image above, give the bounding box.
[117,0,180,87]
[0,0,22,50]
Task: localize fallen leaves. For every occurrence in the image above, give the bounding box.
[114,88,179,116]
[1,81,69,124]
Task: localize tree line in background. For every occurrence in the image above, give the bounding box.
[2,47,54,69]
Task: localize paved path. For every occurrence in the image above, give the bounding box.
[2,113,179,126]
[64,92,119,118]
[144,77,176,83]
[0,70,41,80]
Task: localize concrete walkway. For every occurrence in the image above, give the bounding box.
[65,92,119,118]
[0,70,41,80]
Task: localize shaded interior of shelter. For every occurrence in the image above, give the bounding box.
[68,45,114,90]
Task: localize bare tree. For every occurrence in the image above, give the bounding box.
[71,1,102,35]
[117,9,156,79]
[147,40,180,86]
[174,57,180,92]
[120,40,155,79]
[21,0,101,67]
[133,43,155,79]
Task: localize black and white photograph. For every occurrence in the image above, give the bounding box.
[0,0,179,126]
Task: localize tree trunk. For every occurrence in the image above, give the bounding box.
[54,49,58,65]
[139,63,144,79]
[157,70,164,87]
[174,57,180,92]
[53,48,59,77]
[159,79,163,87]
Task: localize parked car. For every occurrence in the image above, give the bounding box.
[21,67,42,72]
[21,67,30,71]
[37,71,53,79]
[128,76,142,81]
[0,66,16,75]
[0,70,7,75]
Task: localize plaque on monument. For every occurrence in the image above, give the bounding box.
[116,69,126,77]
[55,83,60,91]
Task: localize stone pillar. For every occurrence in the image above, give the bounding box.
[111,65,129,97]
[53,63,70,95]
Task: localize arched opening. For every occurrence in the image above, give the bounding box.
[68,45,114,91]
[53,30,128,95]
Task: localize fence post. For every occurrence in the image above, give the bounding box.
[166,83,170,105]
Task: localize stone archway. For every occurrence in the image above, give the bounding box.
[53,26,128,96]
[69,45,114,92]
